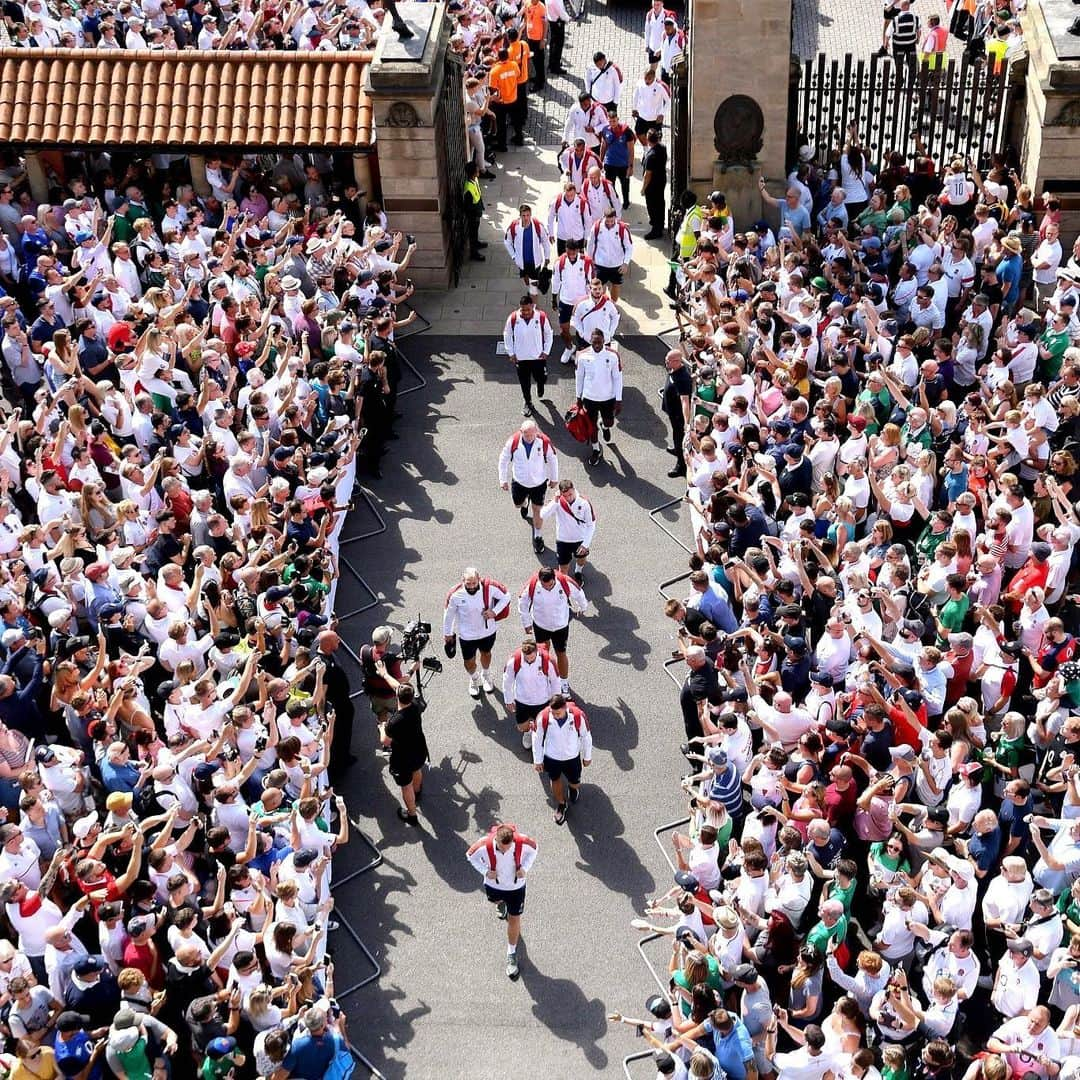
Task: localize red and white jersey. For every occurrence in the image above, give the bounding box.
[502,309,554,361]
[588,218,634,269]
[552,252,593,306]
[581,177,623,221]
[548,194,589,244]
[644,5,676,53]
[540,492,597,546]
[571,294,620,342]
[498,429,559,488]
[442,578,511,640]
[558,146,601,189]
[518,571,587,631]
[502,647,561,706]
[532,702,593,764]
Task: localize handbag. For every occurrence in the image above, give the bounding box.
[564,402,597,443]
[536,264,553,294]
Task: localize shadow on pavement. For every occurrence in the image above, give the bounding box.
[515,939,610,1071]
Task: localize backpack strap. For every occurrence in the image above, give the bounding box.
[510,431,521,455]
[510,311,518,330]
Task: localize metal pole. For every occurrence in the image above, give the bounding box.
[657,570,692,601]
[332,826,384,890]
[636,931,673,995]
[334,557,381,621]
[624,1049,657,1079]
[648,496,694,555]
[653,816,691,876]
[663,656,684,689]
[339,489,388,547]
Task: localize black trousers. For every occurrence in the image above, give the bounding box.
[666,408,685,462]
[528,39,546,88]
[516,357,547,403]
[549,20,565,70]
[467,213,482,253]
[511,87,527,141]
[492,101,511,150]
[645,182,666,232]
[604,163,630,206]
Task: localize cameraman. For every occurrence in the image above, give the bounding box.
[359,627,418,734]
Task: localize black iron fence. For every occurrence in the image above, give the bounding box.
[668,55,690,231]
[435,52,469,286]
[792,52,1014,170]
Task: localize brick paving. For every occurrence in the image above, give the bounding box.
[793,0,961,61]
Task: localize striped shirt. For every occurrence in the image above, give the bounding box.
[707,764,744,818]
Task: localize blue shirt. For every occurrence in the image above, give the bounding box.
[282,1030,344,1079]
[968,825,1001,873]
[98,758,141,795]
[522,223,535,267]
[999,795,1032,855]
[697,585,738,633]
[779,202,812,238]
[603,125,634,168]
[704,1016,755,1080]
[995,253,1022,305]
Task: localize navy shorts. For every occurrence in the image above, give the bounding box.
[511,479,547,506]
[558,301,574,325]
[460,633,496,661]
[635,116,660,138]
[556,539,583,566]
[515,700,546,726]
[595,265,624,286]
[486,883,526,916]
[534,623,569,653]
[543,755,582,783]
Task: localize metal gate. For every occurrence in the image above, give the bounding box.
[435,52,469,286]
[668,55,689,232]
[794,52,1013,170]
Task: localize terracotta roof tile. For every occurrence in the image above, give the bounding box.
[0,48,374,149]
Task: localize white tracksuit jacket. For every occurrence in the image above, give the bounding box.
[442,580,511,640]
[532,702,594,763]
[502,649,562,706]
[503,218,552,269]
[575,346,623,402]
[518,572,588,630]
[552,252,594,306]
[587,219,633,269]
[571,295,620,342]
[498,431,559,487]
[548,196,589,246]
[503,310,554,361]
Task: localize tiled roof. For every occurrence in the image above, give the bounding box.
[0,48,374,150]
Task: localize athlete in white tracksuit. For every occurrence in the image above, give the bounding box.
[443,567,512,697]
[575,329,624,463]
[503,639,562,748]
[518,565,588,691]
[551,245,594,364]
[497,420,559,552]
[533,695,593,822]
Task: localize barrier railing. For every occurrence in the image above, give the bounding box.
[624,1049,658,1079]
[648,495,694,555]
[653,816,690,877]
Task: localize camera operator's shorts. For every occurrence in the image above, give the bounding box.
[485,883,526,916]
[369,693,397,717]
[514,700,545,727]
[595,264,624,286]
[460,633,497,661]
[543,755,582,784]
[533,623,569,653]
[511,479,548,507]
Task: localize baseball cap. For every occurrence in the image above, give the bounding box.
[56,1011,90,1033]
[1031,542,1052,560]
[947,632,974,650]
[73,956,104,976]
[207,1037,238,1059]
[1007,937,1034,957]
[782,635,807,653]
[732,963,758,983]
[889,744,916,762]
[72,813,99,840]
[265,585,291,602]
[106,792,133,813]
[34,745,57,764]
[293,848,319,868]
[706,747,728,767]
[674,869,699,892]
[810,671,834,688]
[126,915,153,936]
[193,762,221,783]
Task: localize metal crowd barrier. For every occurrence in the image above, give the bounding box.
[624,1049,657,1079]
[648,496,695,555]
[653,817,690,877]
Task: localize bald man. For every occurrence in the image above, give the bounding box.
[316,629,356,778]
[661,349,692,477]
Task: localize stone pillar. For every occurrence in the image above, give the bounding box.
[352,151,374,199]
[23,151,49,205]
[189,154,212,199]
[1019,3,1080,237]
[366,2,456,289]
[688,0,792,229]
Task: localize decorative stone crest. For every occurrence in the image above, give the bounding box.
[1049,99,1080,127]
[385,101,422,127]
[714,94,765,166]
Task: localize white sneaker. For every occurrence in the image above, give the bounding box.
[560,680,571,696]
[560,347,574,365]
[481,672,495,693]
[468,678,481,699]
[521,729,533,748]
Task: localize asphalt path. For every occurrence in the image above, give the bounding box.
[330,330,696,1078]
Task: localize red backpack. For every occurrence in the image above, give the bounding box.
[511,643,554,676]
[539,701,588,734]
[468,823,537,871]
[524,572,574,605]
[509,431,552,461]
[445,578,511,621]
